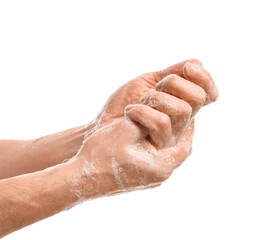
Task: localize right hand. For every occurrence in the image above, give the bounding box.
[69,59,218,200]
[70,115,194,200]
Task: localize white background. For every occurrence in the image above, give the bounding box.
[1,0,268,239]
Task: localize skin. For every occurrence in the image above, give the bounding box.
[0,59,218,238]
[0,124,94,180]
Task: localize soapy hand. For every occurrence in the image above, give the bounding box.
[70,117,194,200]
[69,59,218,200]
[93,59,217,145]
[0,59,218,238]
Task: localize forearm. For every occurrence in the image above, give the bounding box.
[0,122,94,180]
[0,161,81,238]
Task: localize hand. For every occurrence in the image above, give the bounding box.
[0,59,218,237]
[91,58,218,146]
[70,116,194,200]
[68,59,218,201]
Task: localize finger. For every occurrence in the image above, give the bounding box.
[183,62,218,104]
[153,58,202,83]
[125,104,173,148]
[140,91,192,137]
[156,74,206,116]
[160,119,195,168]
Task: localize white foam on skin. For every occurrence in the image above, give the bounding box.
[81,161,98,181]
[67,159,99,209]
[65,87,194,209]
[139,90,190,137]
[187,62,202,74]
[66,141,167,207]
[126,145,157,167]
[111,157,124,189]
[100,125,115,135]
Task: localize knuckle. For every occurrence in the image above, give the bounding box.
[156,74,178,90]
[141,92,161,107]
[210,89,219,102]
[154,91,163,101]
[152,92,165,107]
[158,115,170,129]
[149,92,160,106]
[181,102,192,119]
[195,88,207,105]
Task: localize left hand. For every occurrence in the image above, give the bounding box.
[88,58,218,147]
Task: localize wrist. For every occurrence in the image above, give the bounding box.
[0,161,82,236]
[29,120,97,168]
[67,153,118,202]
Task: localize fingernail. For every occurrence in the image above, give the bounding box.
[184,62,202,74]
[125,105,134,112]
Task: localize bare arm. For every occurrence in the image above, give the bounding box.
[0,59,217,181]
[0,117,195,239]
[0,59,217,238]
[0,162,79,238]
[0,123,94,180]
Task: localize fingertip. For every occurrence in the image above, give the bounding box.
[179,59,203,77]
[124,105,136,121]
[211,88,219,102]
[204,86,219,105]
[183,62,219,106]
[187,58,203,67]
[124,104,135,113]
[154,58,203,82]
[183,62,203,76]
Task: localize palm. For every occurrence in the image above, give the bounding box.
[97,72,158,127]
[95,58,206,128]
